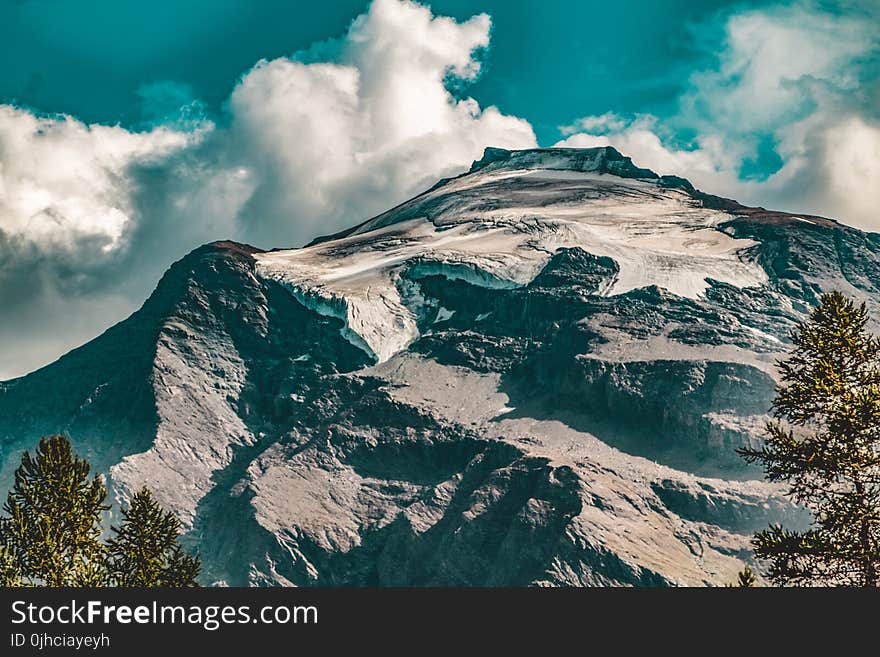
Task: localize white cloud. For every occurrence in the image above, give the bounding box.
[557,1,880,229]
[559,116,740,180]
[0,0,536,378]
[559,112,629,136]
[0,105,201,255]
[228,0,535,244]
[683,5,872,138]
[821,116,880,226]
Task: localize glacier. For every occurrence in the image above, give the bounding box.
[256,148,769,365]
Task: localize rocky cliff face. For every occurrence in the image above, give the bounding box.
[3,146,877,586]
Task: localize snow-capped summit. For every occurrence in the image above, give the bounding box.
[256,146,766,363]
[3,147,878,586]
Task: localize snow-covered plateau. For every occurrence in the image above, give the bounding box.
[4,146,880,586]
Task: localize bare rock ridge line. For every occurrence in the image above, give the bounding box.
[4,146,880,586]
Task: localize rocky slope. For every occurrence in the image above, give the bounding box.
[3,146,878,586]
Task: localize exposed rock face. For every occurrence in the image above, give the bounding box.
[2,146,876,586]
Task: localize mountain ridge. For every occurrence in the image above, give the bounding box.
[306,146,841,249]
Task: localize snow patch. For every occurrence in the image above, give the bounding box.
[743,325,782,344]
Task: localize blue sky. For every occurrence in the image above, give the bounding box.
[0,0,878,378]
[2,0,748,144]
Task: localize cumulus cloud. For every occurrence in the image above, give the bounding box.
[0,0,535,379]
[0,105,200,255]
[557,1,880,229]
[227,0,534,244]
[559,112,630,137]
[0,106,211,380]
[821,117,880,228]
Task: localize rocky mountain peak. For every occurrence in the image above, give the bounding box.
[468,145,661,179]
[5,147,880,586]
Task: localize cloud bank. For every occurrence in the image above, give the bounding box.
[557,1,880,230]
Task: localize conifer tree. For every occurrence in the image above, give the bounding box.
[106,487,200,587]
[0,436,199,587]
[0,435,107,586]
[734,566,756,587]
[0,545,21,587]
[739,291,880,586]
[725,566,757,587]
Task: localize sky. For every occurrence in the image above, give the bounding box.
[0,0,878,379]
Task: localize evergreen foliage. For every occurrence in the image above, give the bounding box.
[106,488,200,587]
[0,435,107,586]
[740,292,880,586]
[0,435,200,587]
[0,545,21,587]
[734,566,756,587]
[725,566,757,587]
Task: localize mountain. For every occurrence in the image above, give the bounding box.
[3,145,880,586]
